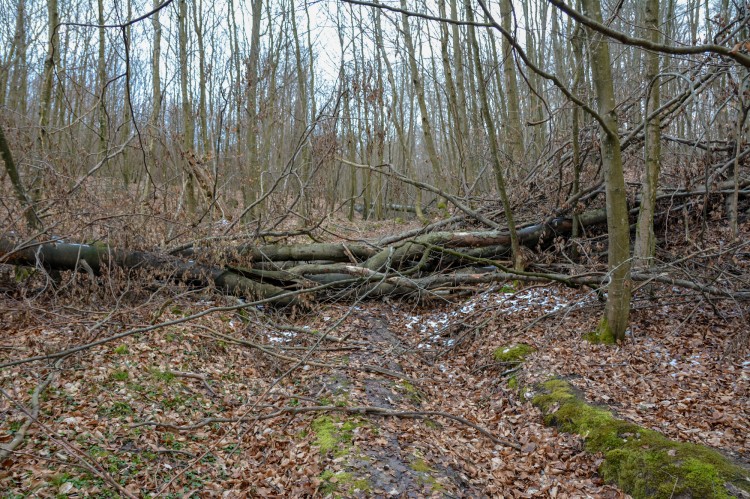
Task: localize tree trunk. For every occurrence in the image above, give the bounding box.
[97,0,107,156]
[245,0,263,216]
[500,0,525,167]
[465,1,523,270]
[0,123,42,229]
[634,0,661,269]
[178,0,196,214]
[401,0,443,188]
[582,0,632,342]
[37,0,59,152]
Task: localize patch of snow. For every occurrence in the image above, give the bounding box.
[266,331,297,343]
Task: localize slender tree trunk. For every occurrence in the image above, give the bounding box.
[120,0,132,185]
[449,0,473,183]
[142,0,162,201]
[466,1,522,270]
[582,0,632,342]
[634,0,661,269]
[38,0,59,152]
[376,8,415,219]
[4,0,27,111]
[500,0,525,167]
[178,0,196,214]
[373,10,385,219]
[0,123,42,229]
[244,0,263,217]
[291,1,310,217]
[192,0,209,155]
[438,0,462,178]
[97,0,107,156]
[570,23,584,258]
[401,0,443,188]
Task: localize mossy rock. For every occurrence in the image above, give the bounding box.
[531,379,750,498]
[493,343,536,363]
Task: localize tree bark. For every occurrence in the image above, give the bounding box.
[0,122,42,229]
[97,0,107,156]
[401,0,443,188]
[37,0,58,152]
[0,238,298,306]
[582,0,632,342]
[465,0,523,270]
[634,0,661,269]
[178,0,196,214]
[499,0,525,166]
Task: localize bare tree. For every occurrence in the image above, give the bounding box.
[581,0,632,341]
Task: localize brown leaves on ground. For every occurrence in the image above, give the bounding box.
[0,228,748,497]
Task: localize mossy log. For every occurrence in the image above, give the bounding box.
[531,378,750,499]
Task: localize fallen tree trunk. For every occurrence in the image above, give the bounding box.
[0,238,301,306]
[2,191,747,305]
[0,208,608,303]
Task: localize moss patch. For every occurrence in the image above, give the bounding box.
[493,343,536,363]
[583,317,616,344]
[311,416,361,456]
[410,457,445,492]
[397,380,424,405]
[532,379,750,499]
[319,470,371,496]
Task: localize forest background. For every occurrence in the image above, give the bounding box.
[0,0,749,496]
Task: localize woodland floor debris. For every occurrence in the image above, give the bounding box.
[1,263,748,497]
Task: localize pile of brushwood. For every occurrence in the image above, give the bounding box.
[2,178,748,309]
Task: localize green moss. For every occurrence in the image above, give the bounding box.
[14,266,36,283]
[149,368,175,383]
[423,419,441,430]
[311,416,360,456]
[319,470,371,496]
[398,380,424,404]
[583,317,616,344]
[113,344,129,355]
[410,457,445,492]
[410,457,431,473]
[532,379,749,499]
[507,375,519,389]
[99,401,134,418]
[493,343,535,363]
[110,370,129,382]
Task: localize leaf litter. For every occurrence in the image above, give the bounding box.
[0,265,747,497]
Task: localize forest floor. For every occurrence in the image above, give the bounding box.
[0,219,748,498]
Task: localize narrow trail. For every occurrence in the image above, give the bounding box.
[298,288,622,497]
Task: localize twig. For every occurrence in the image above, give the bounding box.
[206,329,416,382]
[168,371,218,398]
[132,404,522,450]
